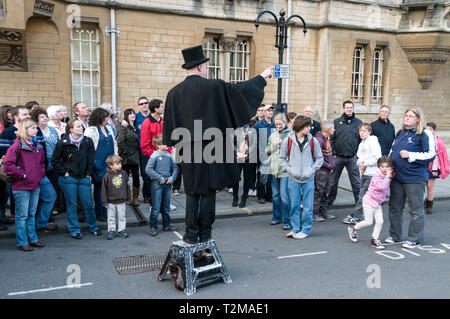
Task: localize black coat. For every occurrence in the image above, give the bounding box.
[370,117,395,156]
[51,133,95,179]
[163,74,266,195]
[117,125,140,166]
[331,113,362,157]
[310,119,321,139]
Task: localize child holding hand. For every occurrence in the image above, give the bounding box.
[347,156,394,249]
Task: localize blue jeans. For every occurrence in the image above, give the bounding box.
[59,176,98,236]
[149,181,171,229]
[288,178,314,234]
[271,176,291,227]
[12,189,40,247]
[35,177,57,230]
[93,181,107,218]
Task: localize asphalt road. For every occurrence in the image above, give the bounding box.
[1,200,450,300]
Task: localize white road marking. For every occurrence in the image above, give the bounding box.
[173,231,183,239]
[277,251,328,259]
[8,283,93,296]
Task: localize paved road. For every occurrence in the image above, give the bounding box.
[1,199,450,300]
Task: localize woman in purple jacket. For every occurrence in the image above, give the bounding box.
[4,119,46,252]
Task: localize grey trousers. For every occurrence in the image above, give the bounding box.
[353,175,373,220]
[388,179,426,243]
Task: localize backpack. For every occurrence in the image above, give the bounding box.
[288,136,315,161]
[0,142,22,183]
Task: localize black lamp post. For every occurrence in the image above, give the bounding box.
[256,9,307,113]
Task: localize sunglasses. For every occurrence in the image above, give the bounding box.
[139,102,148,106]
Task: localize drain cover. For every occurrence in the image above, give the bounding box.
[113,254,167,275]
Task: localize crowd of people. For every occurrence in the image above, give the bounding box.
[1,97,449,252]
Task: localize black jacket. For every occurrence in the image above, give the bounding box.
[370,117,395,156]
[310,119,321,139]
[331,113,362,157]
[51,133,95,178]
[163,74,266,195]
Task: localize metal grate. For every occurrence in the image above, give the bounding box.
[113,254,167,275]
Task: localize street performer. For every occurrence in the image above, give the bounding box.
[163,45,273,244]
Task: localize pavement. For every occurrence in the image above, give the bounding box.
[1,167,449,238]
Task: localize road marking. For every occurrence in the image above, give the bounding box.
[277,251,328,259]
[8,283,93,296]
[173,231,183,239]
[401,248,421,256]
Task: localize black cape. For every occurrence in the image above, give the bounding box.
[163,74,266,195]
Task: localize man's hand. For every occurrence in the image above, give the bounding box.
[121,120,129,128]
[260,66,274,80]
[166,178,173,184]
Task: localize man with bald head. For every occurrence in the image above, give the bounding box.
[303,105,321,138]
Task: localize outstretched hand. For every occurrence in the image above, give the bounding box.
[260,66,274,80]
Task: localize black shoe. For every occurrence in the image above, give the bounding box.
[232,196,238,207]
[117,230,129,238]
[183,236,198,245]
[239,196,247,208]
[71,233,83,240]
[0,225,7,231]
[5,218,15,225]
[96,215,107,222]
[30,241,45,248]
[19,244,33,252]
[91,230,102,236]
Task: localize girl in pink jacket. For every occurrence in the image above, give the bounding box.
[425,122,450,214]
[347,156,394,249]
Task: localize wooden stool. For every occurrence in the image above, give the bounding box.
[158,239,232,295]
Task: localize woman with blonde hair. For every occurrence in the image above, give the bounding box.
[386,107,435,249]
[3,119,46,251]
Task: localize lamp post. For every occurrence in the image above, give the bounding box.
[255,9,307,113]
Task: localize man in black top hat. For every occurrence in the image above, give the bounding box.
[163,45,273,244]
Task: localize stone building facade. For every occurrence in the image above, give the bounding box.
[0,0,449,136]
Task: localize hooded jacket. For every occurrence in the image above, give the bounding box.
[266,126,291,178]
[356,135,382,176]
[279,132,323,183]
[101,168,130,205]
[4,139,45,191]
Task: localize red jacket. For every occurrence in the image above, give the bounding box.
[4,139,45,190]
[140,115,172,157]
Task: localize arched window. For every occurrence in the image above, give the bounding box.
[70,23,101,110]
[370,48,384,104]
[351,47,365,103]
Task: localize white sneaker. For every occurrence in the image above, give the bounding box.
[384,236,395,244]
[248,190,256,197]
[402,241,421,249]
[170,204,176,211]
[285,231,294,238]
[292,232,308,239]
[347,226,358,243]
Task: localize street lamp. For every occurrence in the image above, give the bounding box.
[255,9,307,113]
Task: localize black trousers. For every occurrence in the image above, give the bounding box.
[173,163,183,191]
[123,164,140,188]
[232,162,256,198]
[184,190,216,243]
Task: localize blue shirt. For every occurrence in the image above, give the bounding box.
[136,112,149,138]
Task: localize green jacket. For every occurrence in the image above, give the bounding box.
[266,126,291,178]
[117,125,140,166]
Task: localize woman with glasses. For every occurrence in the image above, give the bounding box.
[386,107,435,249]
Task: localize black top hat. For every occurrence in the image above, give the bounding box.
[181,45,209,69]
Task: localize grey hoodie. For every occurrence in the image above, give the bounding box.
[279,132,323,183]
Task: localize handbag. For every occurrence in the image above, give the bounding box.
[0,142,22,183]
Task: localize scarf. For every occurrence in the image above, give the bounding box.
[343,112,355,123]
[69,134,84,149]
